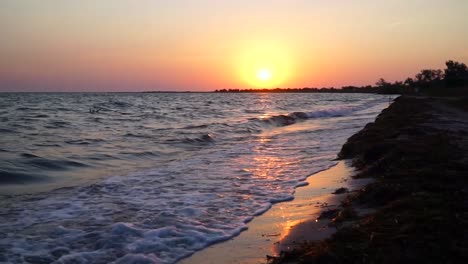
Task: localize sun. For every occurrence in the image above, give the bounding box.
[236,43,293,88]
[257,69,272,81]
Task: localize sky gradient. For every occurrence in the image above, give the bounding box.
[1,0,467,92]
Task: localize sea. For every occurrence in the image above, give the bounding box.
[0,92,392,263]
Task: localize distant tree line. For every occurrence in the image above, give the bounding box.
[215,60,468,95]
[214,86,378,94]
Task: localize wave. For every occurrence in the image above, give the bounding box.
[33,114,49,118]
[0,128,17,134]
[0,169,48,184]
[46,120,71,129]
[89,100,133,114]
[119,151,161,158]
[124,133,153,139]
[182,134,215,144]
[21,155,89,170]
[251,100,383,128]
[257,113,306,127]
[182,124,209,129]
[251,110,331,128]
[65,139,105,145]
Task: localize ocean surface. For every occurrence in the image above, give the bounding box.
[0,92,392,263]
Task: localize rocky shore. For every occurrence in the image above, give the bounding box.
[270,96,468,263]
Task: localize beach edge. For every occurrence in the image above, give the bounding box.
[270,95,468,263]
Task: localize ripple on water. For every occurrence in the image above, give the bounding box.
[0,169,48,184]
[0,128,17,134]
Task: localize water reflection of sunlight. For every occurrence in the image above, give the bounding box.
[253,93,274,114]
[237,118,325,252]
[246,135,294,182]
[259,137,271,143]
[276,205,302,242]
[258,113,271,120]
[269,162,354,254]
[251,156,282,180]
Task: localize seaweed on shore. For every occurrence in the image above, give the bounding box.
[269,96,468,264]
[332,187,348,194]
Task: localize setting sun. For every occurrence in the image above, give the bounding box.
[257,69,272,81]
[236,43,294,89]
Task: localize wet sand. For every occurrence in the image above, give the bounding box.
[181,161,371,264]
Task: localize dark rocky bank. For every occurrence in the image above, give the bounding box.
[269,96,468,264]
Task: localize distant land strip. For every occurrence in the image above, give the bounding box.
[213,87,381,93]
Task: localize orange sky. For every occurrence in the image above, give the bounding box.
[1,0,467,92]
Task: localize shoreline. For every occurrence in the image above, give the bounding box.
[271,96,468,263]
[181,161,372,264]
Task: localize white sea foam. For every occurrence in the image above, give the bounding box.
[303,98,384,119]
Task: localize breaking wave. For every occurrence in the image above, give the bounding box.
[252,99,383,128]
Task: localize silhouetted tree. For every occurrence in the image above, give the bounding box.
[375,78,402,94]
[404,77,415,87]
[376,78,391,87]
[444,60,468,87]
[415,69,443,83]
[400,78,420,94]
[413,69,443,92]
